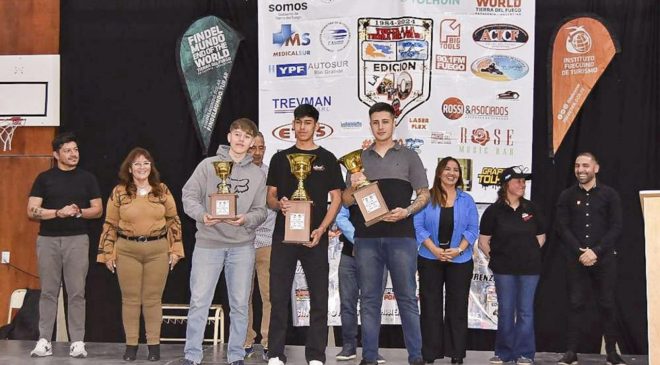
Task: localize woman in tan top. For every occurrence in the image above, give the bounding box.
[97,147,184,362]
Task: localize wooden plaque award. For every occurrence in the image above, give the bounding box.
[209,161,237,219]
[283,153,316,244]
[339,149,389,227]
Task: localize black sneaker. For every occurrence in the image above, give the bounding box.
[359,360,378,365]
[557,351,577,365]
[606,352,627,365]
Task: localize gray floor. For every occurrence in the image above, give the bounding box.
[0,340,648,364]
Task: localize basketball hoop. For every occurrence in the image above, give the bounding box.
[0,116,25,151]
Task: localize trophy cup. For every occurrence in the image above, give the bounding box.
[209,161,237,219]
[338,149,389,227]
[283,153,316,244]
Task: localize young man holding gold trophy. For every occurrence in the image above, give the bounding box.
[181,118,268,365]
[266,104,345,365]
[341,102,429,365]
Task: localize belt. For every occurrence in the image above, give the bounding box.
[117,233,167,243]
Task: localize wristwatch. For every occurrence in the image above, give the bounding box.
[458,247,465,256]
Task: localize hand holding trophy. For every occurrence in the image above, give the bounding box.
[209,160,237,219]
[338,149,389,226]
[283,153,316,244]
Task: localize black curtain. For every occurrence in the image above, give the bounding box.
[60,0,659,354]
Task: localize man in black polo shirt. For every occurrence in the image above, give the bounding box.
[266,104,345,365]
[556,152,626,365]
[27,132,103,358]
[342,102,429,365]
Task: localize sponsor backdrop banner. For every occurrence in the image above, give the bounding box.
[550,16,619,156]
[177,16,243,153]
[259,1,534,330]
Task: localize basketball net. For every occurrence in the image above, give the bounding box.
[0,117,25,151]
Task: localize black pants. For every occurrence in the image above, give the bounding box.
[267,237,329,363]
[565,252,619,353]
[418,257,474,361]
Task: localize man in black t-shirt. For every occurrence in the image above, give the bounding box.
[556,153,626,365]
[27,132,102,358]
[266,104,345,365]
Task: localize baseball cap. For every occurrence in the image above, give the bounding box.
[499,166,531,185]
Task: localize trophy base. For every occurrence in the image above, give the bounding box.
[283,200,313,244]
[353,181,389,227]
[209,193,237,219]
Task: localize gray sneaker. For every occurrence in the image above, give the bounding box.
[516,357,533,364]
[376,354,386,364]
[489,356,504,364]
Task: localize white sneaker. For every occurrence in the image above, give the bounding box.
[309,361,324,365]
[69,341,88,358]
[268,356,285,365]
[30,338,53,357]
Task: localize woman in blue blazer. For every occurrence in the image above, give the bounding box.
[413,157,478,364]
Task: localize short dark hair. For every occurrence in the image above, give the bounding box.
[293,104,319,122]
[368,102,395,118]
[52,132,78,151]
[576,152,599,164]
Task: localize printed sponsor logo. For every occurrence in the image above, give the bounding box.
[472,24,528,50]
[400,0,461,5]
[497,90,520,100]
[565,25,592,54]
[458,127,514,156]
[474,0,522,16]
[430,131,452,144]
[272,122,334,142]
[272,95,332,114]
[272,24,311,57]
[340,120,363,129]
[435,55,467,71]
[442,97,464,120]
[408,117,430,130]
[320,21,351,52]
[471,55,528,81]
[269,61,349,78]
[358,17,433,124]
[477,167,506,187]
[268,2,308,20]
[439,19,461,50]
[405,137,424,153]
[270,63,308,77]
[442,97,509,120]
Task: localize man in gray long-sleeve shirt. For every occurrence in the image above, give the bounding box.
[181,118,267,365]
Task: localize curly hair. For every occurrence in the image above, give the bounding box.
[118,147,163,198]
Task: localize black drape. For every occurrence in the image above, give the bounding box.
[59,0,658,354]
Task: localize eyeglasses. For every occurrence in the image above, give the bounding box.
[511,166,529,174]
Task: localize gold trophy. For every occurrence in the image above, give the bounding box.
[339,149,389,227]
[209,160,237,219]
[283,153,316,244]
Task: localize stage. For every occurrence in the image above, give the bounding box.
[0,341,648,364]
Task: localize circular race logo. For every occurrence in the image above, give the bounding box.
[320,22,350,52]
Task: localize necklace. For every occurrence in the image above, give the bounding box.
[137,186,150,197]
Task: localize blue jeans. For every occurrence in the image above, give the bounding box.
[493,274,540,362]
[338,253,387,352]
[355,237,422,363]
[184,245,255,364]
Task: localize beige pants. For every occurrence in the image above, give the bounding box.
[245,245,272,348]
[116,238,169,345]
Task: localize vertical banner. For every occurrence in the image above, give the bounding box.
[550,16,619,156]
[177,16,242,153]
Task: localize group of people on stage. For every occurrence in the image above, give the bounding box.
[25,102,626,365]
